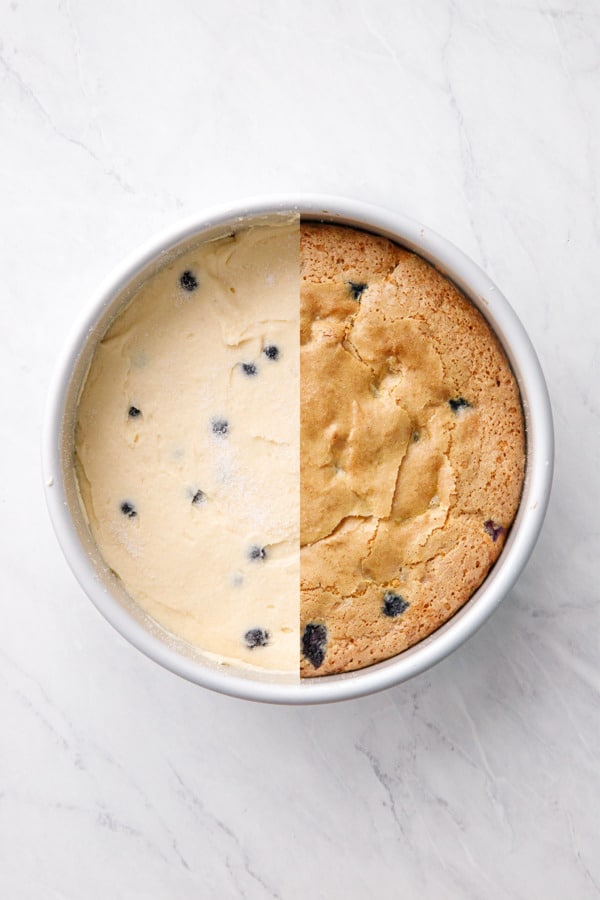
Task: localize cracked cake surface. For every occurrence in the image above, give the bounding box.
[299,224,525,676]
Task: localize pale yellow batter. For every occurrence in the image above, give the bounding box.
[75,221,300,673]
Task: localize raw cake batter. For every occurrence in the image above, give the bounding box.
[75,221,300,673]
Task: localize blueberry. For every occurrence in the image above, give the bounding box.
[248,545,267,561]
[211,418,229,437]
[244,628,270,649]
[191,489,206,505]
[348,281,367,301]
[241,362,258,376]
[302,623,327,669]
[179,270,198,291]
[449,397,471,413]
[128,406,141,418]
[120,501,137,519]
[382,591,409,618]
[484,519,505,542]
[263,345,279,361]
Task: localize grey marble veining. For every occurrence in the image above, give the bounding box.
[1,0,599,897]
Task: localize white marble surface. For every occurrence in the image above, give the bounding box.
[1,0,598,896]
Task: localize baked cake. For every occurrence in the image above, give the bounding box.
[299,224,525,675]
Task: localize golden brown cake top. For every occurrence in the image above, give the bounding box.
[299,224,525,676]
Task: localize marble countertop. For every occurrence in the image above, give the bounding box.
[1,1,598,897]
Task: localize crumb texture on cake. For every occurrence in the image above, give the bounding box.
[299,224,525,677]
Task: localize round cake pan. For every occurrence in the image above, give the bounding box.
[42,195,554,704]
